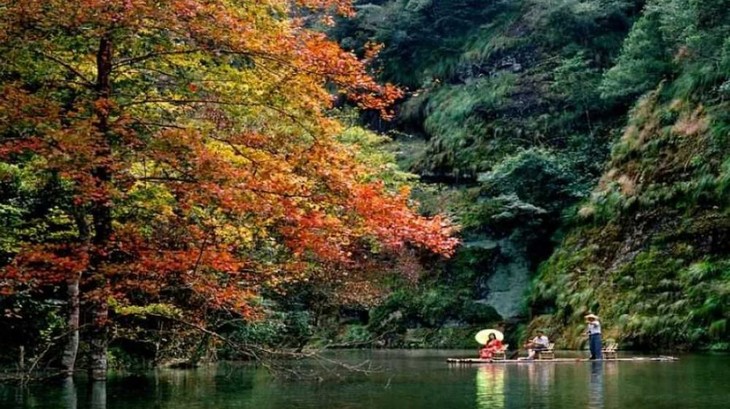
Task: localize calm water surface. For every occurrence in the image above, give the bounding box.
[1,350,728,409]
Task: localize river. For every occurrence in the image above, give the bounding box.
[1,350,728,408]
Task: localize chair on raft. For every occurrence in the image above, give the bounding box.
[537,343,555,360]
[492,344,509,360]
[602,342,619,360]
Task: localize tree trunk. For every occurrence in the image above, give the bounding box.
[60,276,80,377]
[88,34,114,382]
[63,206,89,377]
[88,300,109,381]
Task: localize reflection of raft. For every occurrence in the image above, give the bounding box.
[447,356,679,364]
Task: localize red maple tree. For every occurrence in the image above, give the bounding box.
[0,0,458,379]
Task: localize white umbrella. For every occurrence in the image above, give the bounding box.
[475,329,504,345]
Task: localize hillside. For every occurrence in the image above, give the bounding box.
[531,0,730,350]
[335,0,730,350]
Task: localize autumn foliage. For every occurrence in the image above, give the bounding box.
[0,0,457,376]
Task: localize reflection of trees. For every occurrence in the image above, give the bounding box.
[90,381,106,409]
[476,365,505,409]
[61,378,77,409]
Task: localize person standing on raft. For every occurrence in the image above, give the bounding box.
[585,313,602,360]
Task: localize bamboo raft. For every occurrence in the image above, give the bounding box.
[447,356,679,364]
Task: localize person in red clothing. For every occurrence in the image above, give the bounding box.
[479,333,504,359]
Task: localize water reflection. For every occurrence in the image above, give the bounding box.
[0,352,727,409]
[528,363,554,396]
[475,365,505,409]
[90,381,106,409]
[61,378,77,409]
[524,362,555,408]
[603,361,619,405]
[588,362,604,409]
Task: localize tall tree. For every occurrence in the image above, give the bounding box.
[0,0,456,380]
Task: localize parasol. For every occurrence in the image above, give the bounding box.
[475,329,504,345]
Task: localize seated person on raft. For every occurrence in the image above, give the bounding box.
[479,333,504,359]
[523,330,549,359]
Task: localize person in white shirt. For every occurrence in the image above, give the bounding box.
[585,313,603,360]
[524,330,549,359]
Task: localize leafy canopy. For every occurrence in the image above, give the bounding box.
[0,1,458,322]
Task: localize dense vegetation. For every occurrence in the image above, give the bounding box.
[530,0,730,350]
[333,0,729,351]
[0,0,456,379]
[1,0,729,382]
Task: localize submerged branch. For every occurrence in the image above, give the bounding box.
[146,313,381,380]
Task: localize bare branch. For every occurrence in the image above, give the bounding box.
[34,50,94,88]
[131,120,187,130]
[147,313,379,380]
[121,98,256,107]
[135,176,197,183]
[113,49,207,68]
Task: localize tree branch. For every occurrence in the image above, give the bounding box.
[135,176,197,183]
[113,49,207,68]
[34,50,94,88]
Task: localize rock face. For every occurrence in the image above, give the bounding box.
[480,239,531,320]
